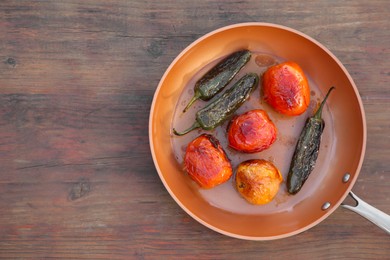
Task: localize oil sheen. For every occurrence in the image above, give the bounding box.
[171,51,335,215]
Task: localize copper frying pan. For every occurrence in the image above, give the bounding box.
[149,23,390,240]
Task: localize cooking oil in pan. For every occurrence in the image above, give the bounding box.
[171,51,335,215]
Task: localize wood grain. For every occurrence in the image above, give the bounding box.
[0,0,389,259]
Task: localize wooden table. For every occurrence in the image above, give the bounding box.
[1,1,389,259]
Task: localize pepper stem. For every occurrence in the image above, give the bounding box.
[173,121,201,136]
[314,86,335,120]
[183,91,201,113]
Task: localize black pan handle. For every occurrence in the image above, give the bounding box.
[342,191,390,235]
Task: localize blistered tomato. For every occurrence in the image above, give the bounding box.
[235,159,283,205]
[227,109,277,153]
[262,61,310,116]
[184,134,232,189]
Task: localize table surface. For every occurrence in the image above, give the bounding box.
[1,0,389,259]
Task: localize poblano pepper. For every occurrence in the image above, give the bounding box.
[287,87,335,194]
[173,73,259,136]
[183,50,251,112]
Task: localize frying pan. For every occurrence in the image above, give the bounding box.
[149,23,390,240]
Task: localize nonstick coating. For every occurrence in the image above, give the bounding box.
[149,23,366,240]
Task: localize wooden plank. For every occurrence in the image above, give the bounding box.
[0,0,389,259]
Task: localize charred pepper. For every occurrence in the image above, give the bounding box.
[173,73,259,136]
[287,87,335,194]
[183,50,251,112]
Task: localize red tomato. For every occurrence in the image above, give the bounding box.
[184,134,232,189]
[228,109,277,153]
[262,61,310,116]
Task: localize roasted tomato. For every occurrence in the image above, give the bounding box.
[227,109,277,153]
[262,61,310,116]
[184,134,232,188]
[235,159,283,205]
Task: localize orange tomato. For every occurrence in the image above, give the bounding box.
[227,109,277,153]
[184,134,232,188]
[262,61,310,116]
[235,159,283,205]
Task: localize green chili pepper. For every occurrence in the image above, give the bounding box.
[174,73,259,136]
[287,87,335,194]
[183,50,251,112]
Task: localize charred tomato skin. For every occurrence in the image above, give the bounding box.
[228,109,277,153]
[184,134,232,189]
[262,61,310,116]
[235,159,283,205]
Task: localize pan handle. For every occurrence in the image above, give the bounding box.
[341,191,390,235]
